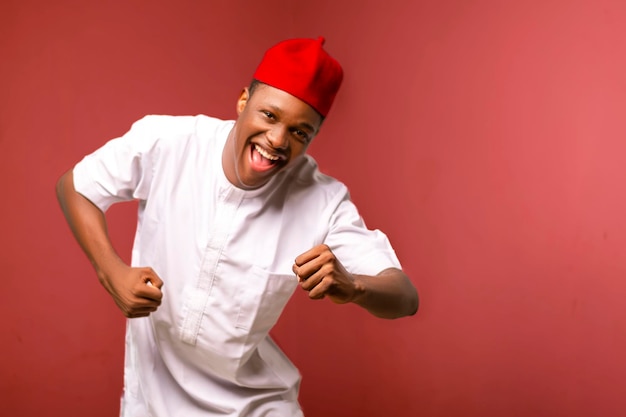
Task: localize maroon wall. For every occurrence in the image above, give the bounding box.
[2,1,626,416]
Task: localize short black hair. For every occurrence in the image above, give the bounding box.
[248,79,262,97]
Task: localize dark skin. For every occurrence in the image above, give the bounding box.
[293,245,418,319]
[56,170,163,318]
[56,82,419,319]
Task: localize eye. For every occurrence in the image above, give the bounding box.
[262,110,275,120]
[292,129,310,143]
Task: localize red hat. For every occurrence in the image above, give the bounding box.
[253,37,343,117]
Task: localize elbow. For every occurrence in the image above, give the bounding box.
[384,270,420,319]
[373,290,419,320]
[408,288,419,316]
[394,288,419,319]
[396,285,419,319]
[399,275,419,318]
[56,170,68,195]
[55,169,74,205]
[55,175,64,202]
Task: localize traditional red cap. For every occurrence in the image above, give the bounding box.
[253,37,343,117]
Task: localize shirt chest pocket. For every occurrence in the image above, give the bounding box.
[179,264,298,354]
[235,267,298,334]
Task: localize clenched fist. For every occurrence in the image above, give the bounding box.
[293,244,361,304]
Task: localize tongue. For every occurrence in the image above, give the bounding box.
[250,146,275,171]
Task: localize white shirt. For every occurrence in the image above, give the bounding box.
[73,115,401,416]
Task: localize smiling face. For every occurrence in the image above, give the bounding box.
[222,82,324,190]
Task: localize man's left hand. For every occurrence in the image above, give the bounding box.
[292,244,360,304]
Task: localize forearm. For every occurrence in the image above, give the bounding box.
[351,268,419,319]
[55,170,127,280]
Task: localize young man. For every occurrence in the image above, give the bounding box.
[56,37,418,416]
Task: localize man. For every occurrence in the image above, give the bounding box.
[56,37,418,416]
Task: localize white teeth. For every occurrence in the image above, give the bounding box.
[254,144,279,161]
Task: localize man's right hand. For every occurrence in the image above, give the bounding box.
[99,265,164,318]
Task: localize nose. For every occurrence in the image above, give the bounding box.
[267,125,289,150]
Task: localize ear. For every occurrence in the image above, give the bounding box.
[236,87,250,115]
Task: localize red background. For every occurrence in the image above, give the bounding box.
[2,1,626,416]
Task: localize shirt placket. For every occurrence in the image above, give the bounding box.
[180,186,244,345]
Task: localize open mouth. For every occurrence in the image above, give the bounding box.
[250,143,285,171]
[254,144,280,162]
